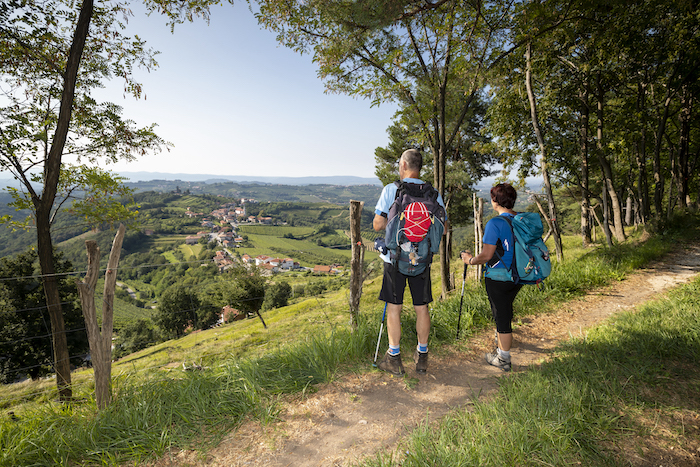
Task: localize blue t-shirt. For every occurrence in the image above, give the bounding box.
[483,213,515,269]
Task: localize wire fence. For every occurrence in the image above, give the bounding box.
[0,253,361,406]
[0,292,351,408]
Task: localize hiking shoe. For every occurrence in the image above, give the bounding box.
[377,351,405,376]
[413,349,428,374]
[485,351,511,372]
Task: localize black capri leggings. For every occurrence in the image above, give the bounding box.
[484,277,523,334]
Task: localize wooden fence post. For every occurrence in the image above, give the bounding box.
[349,200,364,328]
[473,194,484,281]
[76,224,125,409]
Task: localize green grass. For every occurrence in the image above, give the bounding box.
[105,295,152,325]
[235,225,358,267]
[149,235,186,248]
[179,243,202,258]
[0,309,377,466]
[238,232,353,267]
[1,216,698,466]
[237,225,315,237]
[358,276,700,466]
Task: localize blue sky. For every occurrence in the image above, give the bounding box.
[95,3,398,179]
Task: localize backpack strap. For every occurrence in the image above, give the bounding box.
[489,215,516,271]
[391,181,402,302]
[393,180,404,199]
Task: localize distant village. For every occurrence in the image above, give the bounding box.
[176,199,342,275]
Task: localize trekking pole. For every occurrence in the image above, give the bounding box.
[373,302,388,366]
[456,262,468,338]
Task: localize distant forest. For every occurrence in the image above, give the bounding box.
[123,180,383,205]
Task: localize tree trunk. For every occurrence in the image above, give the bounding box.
[595,73,625,243]
[76,224,125,409]
[600,183,614,247]
[636,82,650,223]
[434,144,452,299]
[668,138,680,218]
[525,42,563,261]
[625,195,633,225]
[348,200,364,328]
[439,217,451,295]
[532,195,553,243]
[589,203,608,245]
[35,207,72,400]
[578,85,592,245]
[33,0,94,402]
[676,86,692,209]
[472,194,484,281]
[653,91,672,220]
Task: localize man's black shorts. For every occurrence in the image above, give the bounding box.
[378,262,433,306]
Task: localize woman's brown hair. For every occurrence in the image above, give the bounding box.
[490,183,517,210]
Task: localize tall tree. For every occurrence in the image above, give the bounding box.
[524,41,564,260]
[2,0,100,399]
[154,285,200,338]
[213,265,268,328]
[0,0,231,399]
[253,0,514,296]
[374,99,494,261]
[489,0,699,243]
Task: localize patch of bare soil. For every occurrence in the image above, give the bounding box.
[152,244,700,467]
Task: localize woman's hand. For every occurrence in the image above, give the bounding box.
[460,250,473,265]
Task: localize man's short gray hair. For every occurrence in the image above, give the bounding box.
[401,149,422,172]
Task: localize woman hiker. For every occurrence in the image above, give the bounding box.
[460,183,523,372]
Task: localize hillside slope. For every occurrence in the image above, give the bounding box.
[147,244,700,467]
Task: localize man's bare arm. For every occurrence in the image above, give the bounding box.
[373,214,387,231]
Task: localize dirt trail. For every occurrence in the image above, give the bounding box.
[153,244,700,467]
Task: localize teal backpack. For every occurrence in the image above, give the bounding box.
[485,212,551,285]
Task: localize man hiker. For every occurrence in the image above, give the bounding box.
[373,149,445,375]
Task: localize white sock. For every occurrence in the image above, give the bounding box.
[497,348,511,360]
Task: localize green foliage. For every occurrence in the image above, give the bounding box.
[375,107,494,228]
[153,286,200,338]
[196,295,221,331]
[262,281,292,311]
[64,167,139,228]
[0,0,169,257]
[113,319,161,359]
[0,250,88,383]
[220,266,267,314]
[305,280,327,297]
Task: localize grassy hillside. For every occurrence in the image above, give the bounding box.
[2,219,697,466]
[0,224,696,465]
[237,225,353,267]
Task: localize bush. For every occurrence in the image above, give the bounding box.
[292,284,305,297]
[114,319,161,358]
[306,280,327,296]
[263,282,292,310]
